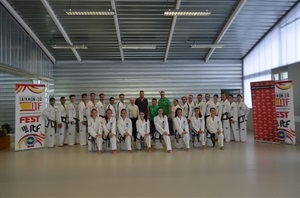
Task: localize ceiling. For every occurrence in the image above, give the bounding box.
[4,0,299,62]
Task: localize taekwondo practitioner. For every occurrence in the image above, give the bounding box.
[127,97,139,142]
[102,109,117,154]
[188,95,197,113]
[173,108,190,151]
[190,107,205,149]
[148,98,159,138]
[78,93,88,146]
[206,107,224,150]
[237,94,249,142]
[56,96,68,147]
[43,97,56,148]
[197,94,206,117]
[154,107,172,153]
[96,93,106,119]
[87,109,103,153]
[171,99,180,120]
[67,94,77,146]
[136,111,151,152]
[213,94,222,120]
[115,93,126,120]
[220,92,231,142]
[106,97,116,117]
[228,94,239,142]
[181,96,192,122]
[117,109,132,152]
[86,92,97,117]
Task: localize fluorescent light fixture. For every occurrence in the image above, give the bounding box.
[122,45,156,49]
[65,9,115,16]
[190,44,224,48]
[164,10,211,16]
[51,45,88,49]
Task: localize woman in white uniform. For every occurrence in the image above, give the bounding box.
[206,107,224,150]
[190,107,205,150]
[102,109,117,154]
[173,108,190,151]
[88,109,103,153]
[117,109,132,152]
[136,111,151,152]
[154,108,172,153]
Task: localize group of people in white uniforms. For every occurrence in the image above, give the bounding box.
[43,91,249,153]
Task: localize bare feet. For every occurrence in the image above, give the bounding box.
[147,148,152,153]
[112,150,117,154]
[186,148,189,151]
[201,146,205,150]
[168,150,172,153]
[98,150,102,154]
[220,147,224,150]
[126,150,132,153]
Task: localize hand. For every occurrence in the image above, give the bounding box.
[58,123,62,128]
[125,132,130,137]
[71,121,75,124]
[183,131,188,135]
[217,129,221,135]
[96,134,102,137]
[188,120,191,124]
[145,133,150,136]
[82,121,87,125]
[231,120,235,124]
[163,131,168,136]
[199,130,204,134]
[108,132,114,138]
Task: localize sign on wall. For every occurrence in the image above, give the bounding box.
[275,81,296,145]
[15,84,46,151]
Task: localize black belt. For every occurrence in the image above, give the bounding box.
[46,119,56,128]
[221,112,229,121]
[174,130,181,143]
[61,117,68,124]
[238,115,246,123]
[99,115,104,118]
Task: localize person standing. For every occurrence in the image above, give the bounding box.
[96,93,106,119]
[213,94,222,120]
[220,92,231,142]
[171,99,180,120]
[43,98,56,148]
[158,91,172,134]
[181,96,192,122]
[67,94,77,146]
[197,94,206,117]
[188,95,197,113]
[136,111,151,152]
[117,109,132,152]
[115,93,126,120]
[88,109,103,153]
[228,94,239,142]
[237,94,250,142]
[106,97,116,117]
[127,97,139,142]
[78,93,88,146]
[148,98,159,138]
[86,93,96,117]
[207,107,224,150]
[56,96,68,147]
[154,108,172,153]
[173,108,190,151]
[135,90,148,115]
[102,109,117,154]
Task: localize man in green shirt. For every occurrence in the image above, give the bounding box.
[149,98,159,138]
[158,91,173,135]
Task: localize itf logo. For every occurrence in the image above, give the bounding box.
[20,125,29,133]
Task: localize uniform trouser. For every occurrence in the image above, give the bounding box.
[163,134,172,151]
[123,135,132,150]
[136,133,151,149]
[46,126,55,147]
[198,133,206,146]
[222,119,231,141]
[180,133,190,148]
[58,123,67,146]
[211,133,224,147]
[79,122,87,145]
[130,118,138,141]
[68,123,76,145]
[230,121,239,141]
[104,132,117,150]
[239,121,247,141]
[88,137,103,151]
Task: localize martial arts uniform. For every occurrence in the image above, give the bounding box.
[154,115,172,151]
[173,116,190,149]
[229,101,239,141]
[206,116,224,148]
[204,100,214,121]
[43,105,56,147]
[87,117,103,151]
[56,104,68,146]
[127,104,139,141]
[221,99,231,142]
[115,101,126,120]
[78,101,87,145]
[86,100,96,118]
[190,116,205,147]
[106,104,116,117]
[181,102,192,121]
[197,101,206,118]
[237,101,249,142]
[214,101,222,120]
[136,118,151,150]
[67,102,77,145]
[188,101,197,116]
[96,100,106,118]
[102,117,117,150]
[171,104,180,120]
[117,117,132,151]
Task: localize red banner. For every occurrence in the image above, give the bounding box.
[251,80,278,143]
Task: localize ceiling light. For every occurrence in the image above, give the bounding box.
[65,9,115,16]
[164,10,211,17]
[190,44,224,48]
[121,45,156,49]
[51,45,88,49]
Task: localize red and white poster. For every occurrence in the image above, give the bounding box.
[251,80,278,143]
[15,84,46,151]
[275,81,296,145]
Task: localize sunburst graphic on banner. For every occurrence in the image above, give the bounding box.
[277,128,295,143]
[17,132,45,149]
[275,82,292,90]
[15,85,45,94]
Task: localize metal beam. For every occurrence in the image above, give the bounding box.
[205,0,247,62]
[41,0,82,63]
[0,0,56,63]
[164,0,181,62]
[111,0,124,62]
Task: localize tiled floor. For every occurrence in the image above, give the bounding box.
[0,133,299,198]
